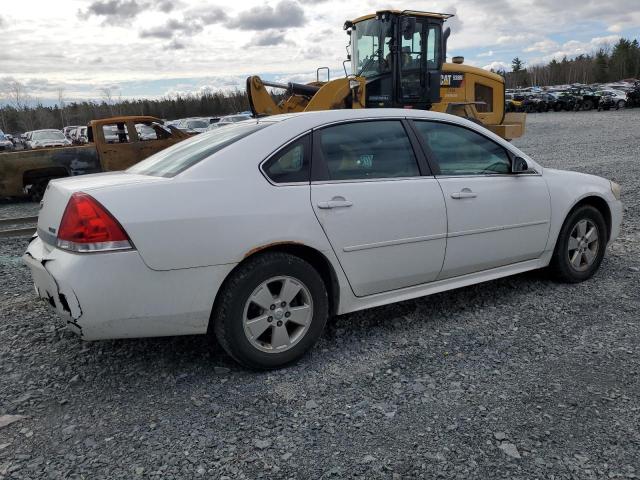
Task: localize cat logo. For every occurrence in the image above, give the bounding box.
[441,73,464,88]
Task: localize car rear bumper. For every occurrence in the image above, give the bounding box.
[23,236,236,340]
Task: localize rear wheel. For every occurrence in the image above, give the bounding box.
[24,174,67,201]
[616,100,626,110]
[582,99,594,111]
[26,178,58,201]
[212,252,329,369]
[549,205,607,283]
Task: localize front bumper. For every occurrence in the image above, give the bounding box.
[23,236,236,340]
[609,199,623,245]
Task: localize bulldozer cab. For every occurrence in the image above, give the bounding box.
[347,10,451,109]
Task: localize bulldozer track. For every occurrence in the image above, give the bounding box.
[0,216,38,238]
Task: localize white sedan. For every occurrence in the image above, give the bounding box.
[24,109,623,369]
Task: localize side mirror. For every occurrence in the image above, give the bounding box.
[512,156,529,173]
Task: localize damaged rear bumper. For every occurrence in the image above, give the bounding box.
[23,236,84,335]
[23,236,236,340]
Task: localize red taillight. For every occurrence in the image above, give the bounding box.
[57,192,132,252]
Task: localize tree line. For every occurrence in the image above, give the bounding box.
[501,37,640,89]
[0,84,252,135]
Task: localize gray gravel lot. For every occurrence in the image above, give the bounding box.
[1,110,639,479]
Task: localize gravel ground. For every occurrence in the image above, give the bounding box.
[0,201,39,220]
[1,110,639,479]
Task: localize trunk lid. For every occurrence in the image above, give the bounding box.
[37,172,164,246]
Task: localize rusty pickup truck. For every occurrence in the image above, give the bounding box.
[0,116,190,200]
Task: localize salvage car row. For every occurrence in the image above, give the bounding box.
[1,112,253,151]
[506,81,640,113]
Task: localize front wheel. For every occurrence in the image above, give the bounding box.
[212,252,329,369]
[549,205,607,283]
[617,100,626,110]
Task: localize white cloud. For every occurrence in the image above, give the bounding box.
[524,39,559,53]
[495,33,539,46]
[483,61,510,72]
[0,0,638,102]
[538,35,621,63]
[590,35,621,47]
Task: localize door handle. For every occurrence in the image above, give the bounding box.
[317,198,353,209]
[451,188,477,199]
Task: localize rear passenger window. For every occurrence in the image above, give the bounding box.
[262,135,310,183]
[317,121,419,180]
[413,121,511,175]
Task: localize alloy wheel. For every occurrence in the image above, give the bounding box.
[567,219,599,272]
[242,276,313,353]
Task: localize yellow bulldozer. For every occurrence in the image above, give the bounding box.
[246,10,525,140]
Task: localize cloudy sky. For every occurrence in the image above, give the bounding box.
[0,0,638,104]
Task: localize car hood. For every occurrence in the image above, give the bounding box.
[544,168,612,191]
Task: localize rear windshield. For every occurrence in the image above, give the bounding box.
[33,131,65,141]
[187,120,208,129]
[128,122,268,177]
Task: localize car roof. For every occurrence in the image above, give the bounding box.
[257,108,459,126]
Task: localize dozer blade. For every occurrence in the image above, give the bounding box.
[305,78,366,111]
[485,112,526,140]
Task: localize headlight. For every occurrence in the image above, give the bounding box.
[610,181,621,200]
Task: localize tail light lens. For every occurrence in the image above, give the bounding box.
[56,192,133,253]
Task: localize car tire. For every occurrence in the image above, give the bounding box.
[582,99,594,111]
[212,252,329,369]
[549,205,607,283]
[28,177,61,202]
[616,100,626,110]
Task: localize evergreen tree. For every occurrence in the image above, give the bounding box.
[511,57,524,72]
[593,49,609,83]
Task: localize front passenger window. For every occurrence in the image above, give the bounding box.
[413,121,511,175]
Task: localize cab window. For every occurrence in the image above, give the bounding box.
[475,84,494,113]
[102,123,129,144]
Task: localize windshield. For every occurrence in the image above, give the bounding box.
[32,131,65,141]
[353,18,393,77]
[187,120,208,129]
[137,124,155,134]
[128,122,268,177]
